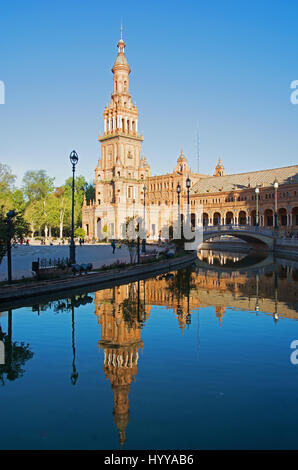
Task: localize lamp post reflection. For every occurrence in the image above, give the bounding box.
[255,273,260,312]
[274,270,279,323]
[70,301,78,385]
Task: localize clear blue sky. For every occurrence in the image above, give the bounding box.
[0,0,297,187]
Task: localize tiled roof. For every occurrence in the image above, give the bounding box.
[191,165,298,195]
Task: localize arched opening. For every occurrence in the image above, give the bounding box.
[122,119,125,132]
[251,209,257,226]
[292,207,298,226]
[202,213,208,226]
[278,207,287,226]
[264,209,273,227]
[226,211,233,225]
[191,213,196,228]
[97,217,102,239]
[213,212,221,226]
[239,210,246,225]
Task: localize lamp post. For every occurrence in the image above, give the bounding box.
[186,176,191,206]
[186,176,191,229]
[255,186,259,226]
[69,150,79,264]
[177,181,181,227]
[273,178,278,230]
[143,184,146,237]
[6,209,16,284]
[176,182,181,207]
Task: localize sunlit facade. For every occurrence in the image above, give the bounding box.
[82,32,298,240]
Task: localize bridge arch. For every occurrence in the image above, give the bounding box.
[202,226,274,250]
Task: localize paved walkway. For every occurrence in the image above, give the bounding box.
[0,244,133,281]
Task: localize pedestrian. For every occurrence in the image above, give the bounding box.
[111,240,116,254]
[142,238,146,253]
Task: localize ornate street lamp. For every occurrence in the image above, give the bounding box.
[177,182,181,235]
[273,178,278,230]
[143,184,146,236]
[176,182,181,207]
[255,186,259,226]
[6,209,16,284]
[186,176,191,229]
[69,150,79,264]
[186,176,191,206]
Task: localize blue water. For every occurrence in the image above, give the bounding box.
[1,261,298,450]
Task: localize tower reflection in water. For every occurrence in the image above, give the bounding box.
[93,254,298,446]
[95,281,149,447]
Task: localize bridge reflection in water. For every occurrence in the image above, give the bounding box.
[94,252,298,445]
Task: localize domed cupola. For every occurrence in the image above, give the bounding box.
[214,157,225,177]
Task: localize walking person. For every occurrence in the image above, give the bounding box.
[111,240,116,254]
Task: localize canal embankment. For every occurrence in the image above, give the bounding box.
[0,251,197,305]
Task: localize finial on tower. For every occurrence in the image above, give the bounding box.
[120,23,123,40]
[214,156,225,177]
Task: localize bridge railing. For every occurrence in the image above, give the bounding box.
[202,224,273,237]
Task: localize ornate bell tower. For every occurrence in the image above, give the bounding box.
[97,27,150,213]
[82,28,151,239]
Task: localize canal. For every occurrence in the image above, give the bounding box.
[1,251,298,450]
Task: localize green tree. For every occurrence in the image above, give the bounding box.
[0,207,30,264]
[0,164,16,194]
[24,200,43,237]
[22,170,54,202]
[53,186,71,238]
[12,189,27,214]
[75,227,85,238]
[63,175,87,229]
[22,170,55,238]
[85,182,95,205]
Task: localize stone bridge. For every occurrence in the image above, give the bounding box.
[201,225,275,250]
